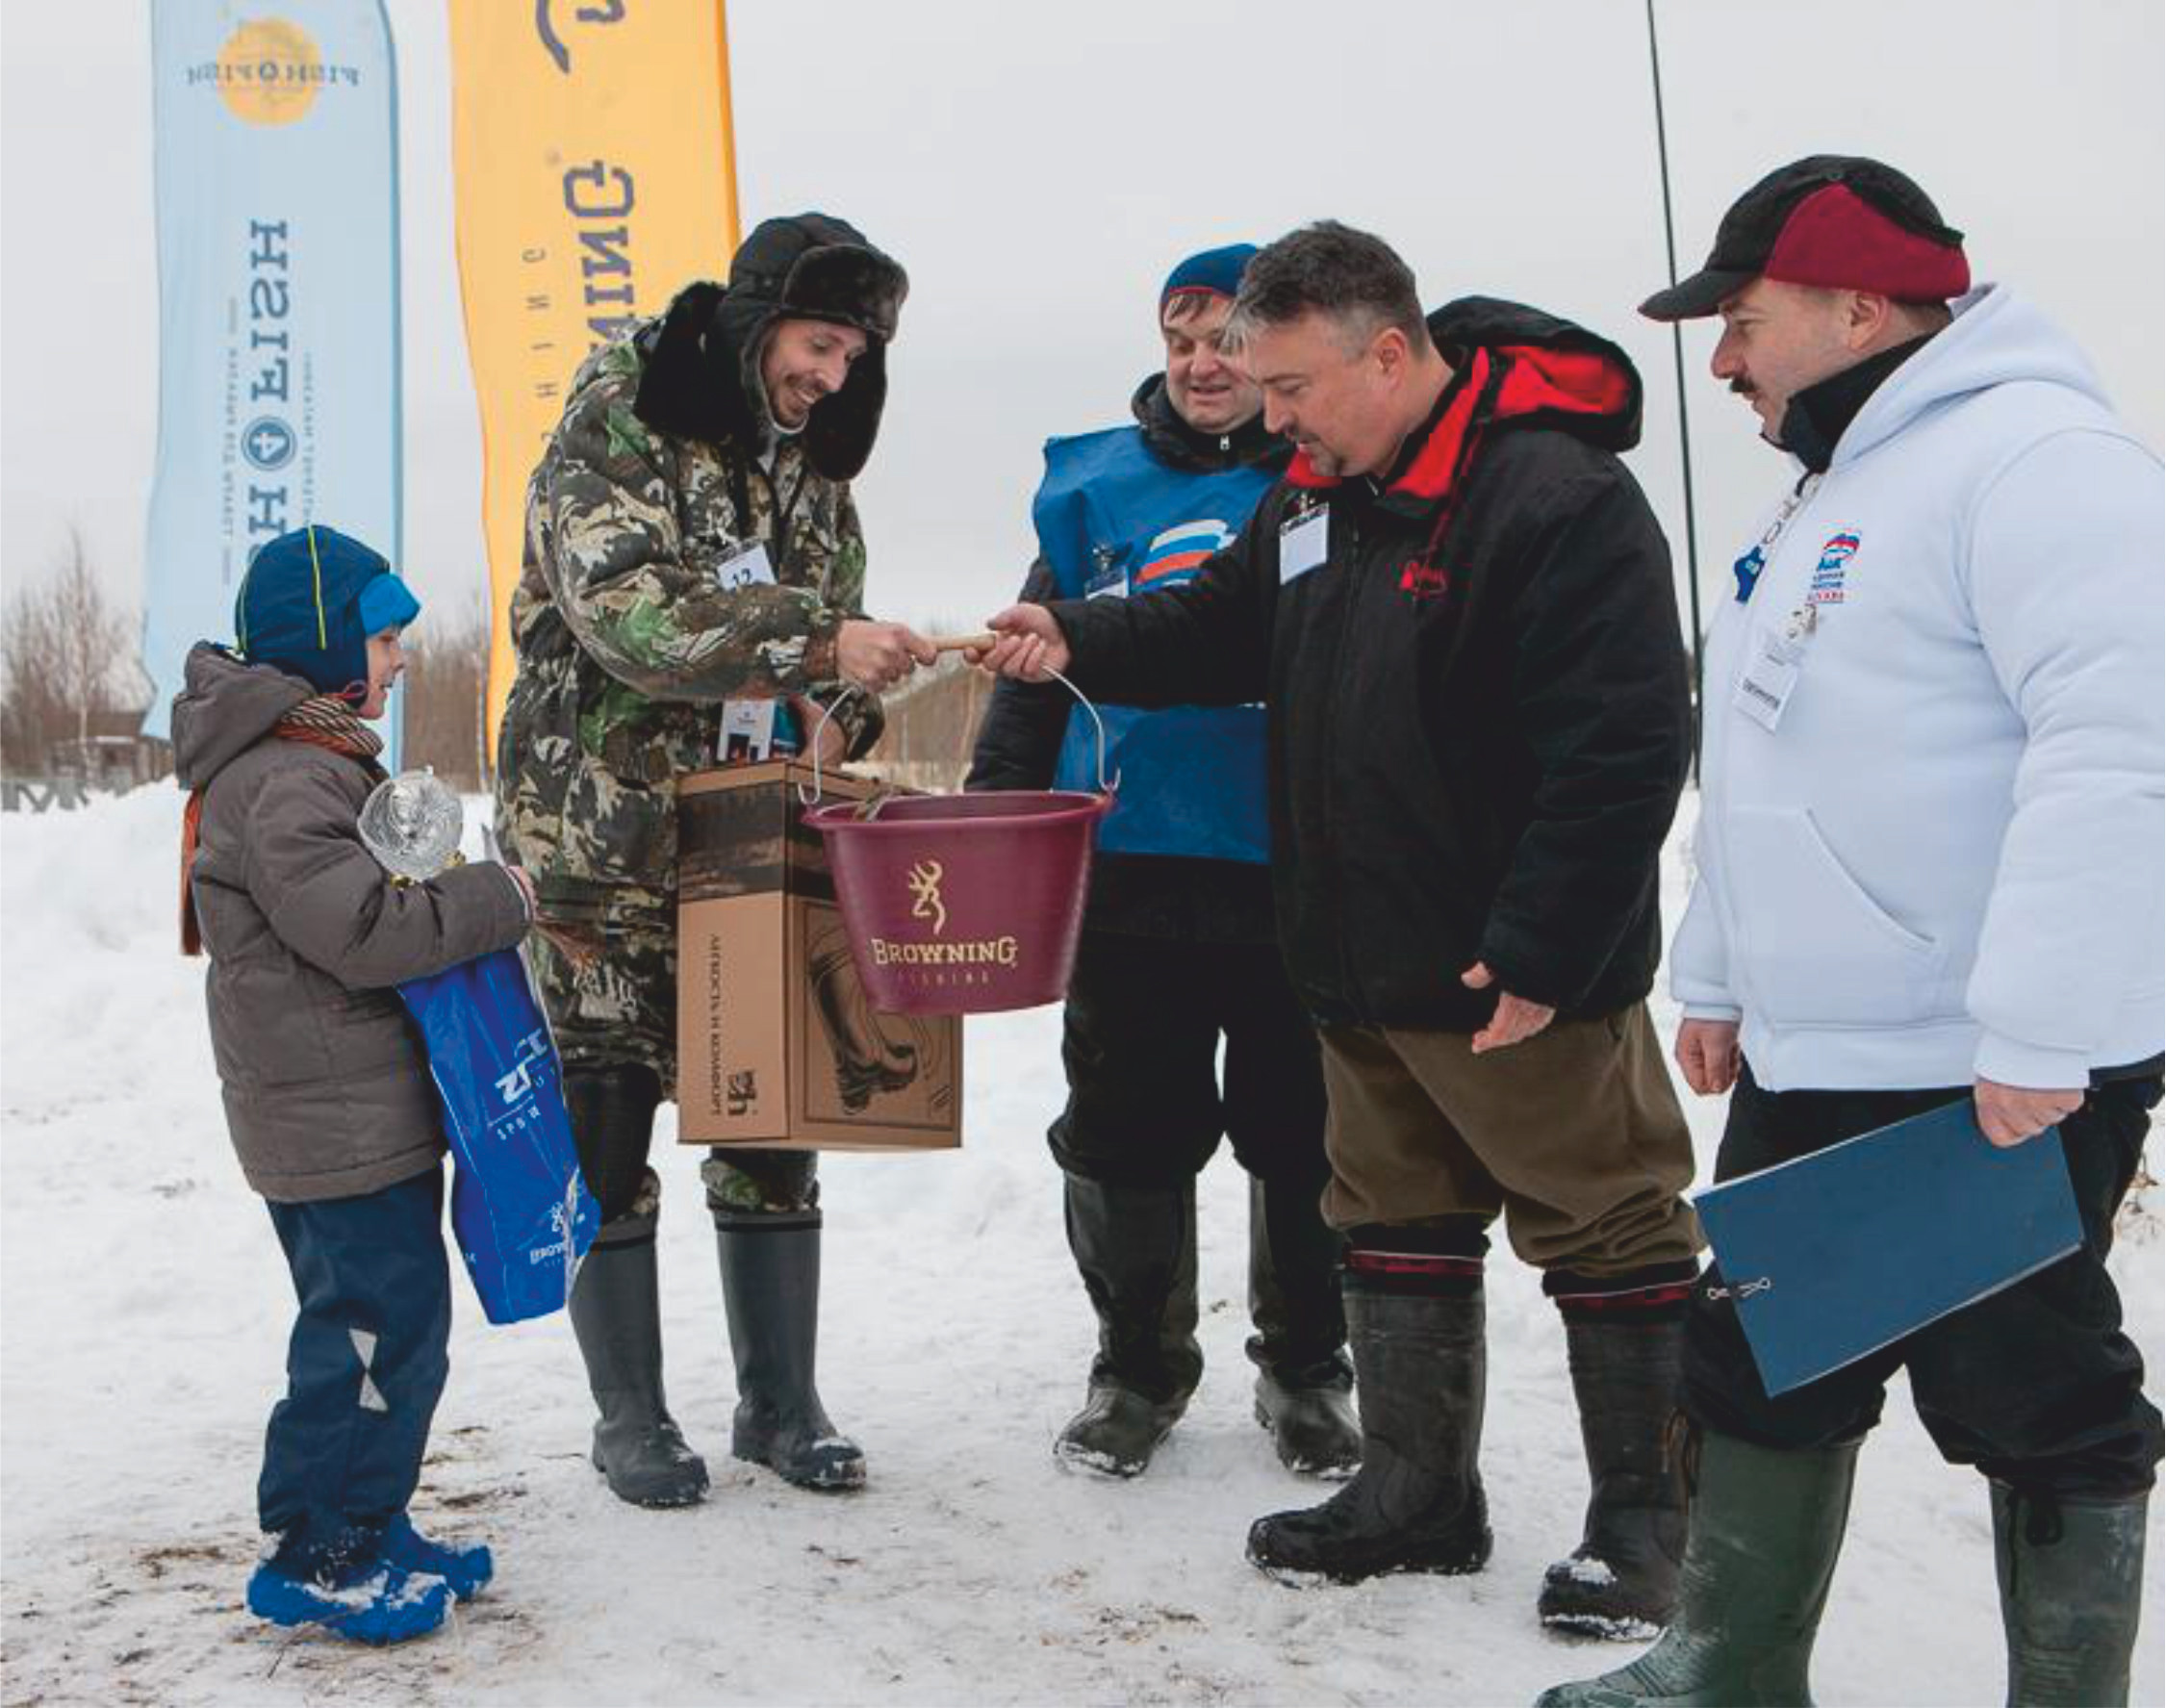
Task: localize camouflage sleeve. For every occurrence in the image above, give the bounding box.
[803,487,883,757]
[535,357,845,703]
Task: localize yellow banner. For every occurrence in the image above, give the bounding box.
[447,0,741,758]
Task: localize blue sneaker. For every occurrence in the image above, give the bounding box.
[245,1559,452,1645]
[381,1514,494,1602]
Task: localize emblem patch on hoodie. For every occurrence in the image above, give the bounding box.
[1808,530,1860,605]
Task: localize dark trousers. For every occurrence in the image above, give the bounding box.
[1049,930,1330,1197]
[259,1165,451,1582]
[1684,1064,2164,1498]
[561,1062,819,1228]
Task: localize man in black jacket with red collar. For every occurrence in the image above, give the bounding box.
[978,222,1702,1635]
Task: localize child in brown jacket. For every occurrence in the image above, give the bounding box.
[172,524,532,1644]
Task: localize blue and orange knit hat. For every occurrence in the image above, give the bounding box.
[1159,243,1260,313]
[235,524,420,701]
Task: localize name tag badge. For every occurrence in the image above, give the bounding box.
[1734,634,1802,732]
[1279,505,1329,582]
[1083,552,1128,600]
[714,540,777,590]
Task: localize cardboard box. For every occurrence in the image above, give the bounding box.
[676,761,961,1151]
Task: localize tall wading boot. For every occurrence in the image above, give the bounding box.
[1246,1267,1491,1583]
[566,1211,711,1508]
[1247,1177,1359,1477]
[1540,1316,1690,1638]
[1535,1430,1861,1708]
[1993,1482,2150,1707]
[1055,1174,1203,1478]
[561,1067,709,1509]
[714,1212,866,1491]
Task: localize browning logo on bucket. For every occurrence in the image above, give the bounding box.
[866,934,1023,976]
[906,860,947,935]
[870,858,1024,988]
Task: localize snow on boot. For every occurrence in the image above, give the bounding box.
[1994,1481,2150,1707]
[1246,1273,1490,1584]
[1055,1174,1202,1479]
[381,1514,493,1602]
[1540,1316,1688,1639]
[1247,1177,1359,1478]
[246,1558,452,1645]
[1535,1430,1859,1708]
[568,1212,711,1509]
[1055,1382,1191,1479]
[1254,1359,1360,1479]
[715,1216,865,1491]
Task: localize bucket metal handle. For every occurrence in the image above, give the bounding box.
[795,669,1120,809]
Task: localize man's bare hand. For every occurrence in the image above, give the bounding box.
[1975,1078,2083,1148]
[1675,1018,1743,1096]
[837,620,936,693]
[1462,962,1556,1055]
[969,605,1071,680]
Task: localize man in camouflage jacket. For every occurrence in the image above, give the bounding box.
[496,213,930,1508]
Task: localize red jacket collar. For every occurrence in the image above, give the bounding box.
[1286,344,1632,503]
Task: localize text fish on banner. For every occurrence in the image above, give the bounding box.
[447,0,742,758]
[142,2,404,763]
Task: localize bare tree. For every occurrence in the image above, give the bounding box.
[1,526,132,771]
[399,597,492,790]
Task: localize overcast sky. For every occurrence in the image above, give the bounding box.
[3,0,2160,653]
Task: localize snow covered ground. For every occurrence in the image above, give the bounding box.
[2,786,2159,1707]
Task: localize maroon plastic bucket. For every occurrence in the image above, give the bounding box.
[805,790,1112,1015]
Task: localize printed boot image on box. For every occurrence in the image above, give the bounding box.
[803,907,953,1119]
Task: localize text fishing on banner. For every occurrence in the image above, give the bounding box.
[142,2,404,763]
[447,0,742,758]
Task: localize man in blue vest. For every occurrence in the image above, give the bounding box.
[968,244,1359,1482]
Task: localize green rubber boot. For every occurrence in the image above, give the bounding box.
[1535,1430,1859,1708]
[1994,1481,2150,1707]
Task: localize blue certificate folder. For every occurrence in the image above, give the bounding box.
[1694,1103,2084,1396]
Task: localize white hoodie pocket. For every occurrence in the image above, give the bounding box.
[1727,805,1949,1027]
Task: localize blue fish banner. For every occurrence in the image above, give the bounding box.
[396,947,599,1325]
[142,2,403,762]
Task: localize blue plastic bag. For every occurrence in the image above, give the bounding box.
[396,947,599,1324]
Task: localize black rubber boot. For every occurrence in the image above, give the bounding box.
[1247,1177,1359,1478]
[1054,1174,1203,1478]
[714,1215,865,1491]
[1994,1481,2150,1707]
[1535,1430,1860,1707]
[566,1212,711,1509]
[1246,1276,1490,1583]
[1540,1317,1689,1638]
[560,1065,708,1511]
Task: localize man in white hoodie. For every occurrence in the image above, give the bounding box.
[1544,156,2162,1708]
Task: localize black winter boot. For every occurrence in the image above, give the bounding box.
[714,1215,865,1491]
[1055,1174,1203,1478]
[1536,1430,1859,1707]
[1994,1481,2150,1707]
[566,1212,711,1509]
[1246,1273,1490,1583]
[1247,1177,1359,1478]
[1540,1317,1689,1638]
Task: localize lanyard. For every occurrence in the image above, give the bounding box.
[1732,472,1822,603]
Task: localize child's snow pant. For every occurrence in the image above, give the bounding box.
[258,1163,452,1583]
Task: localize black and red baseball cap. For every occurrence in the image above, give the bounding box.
[1641,155,1970,321]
